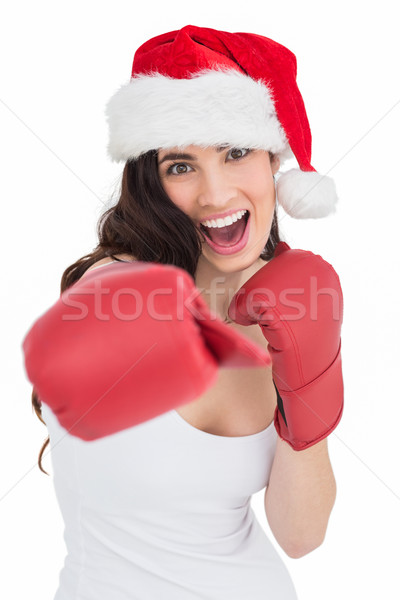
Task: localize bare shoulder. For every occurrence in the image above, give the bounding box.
[80,253,136,279]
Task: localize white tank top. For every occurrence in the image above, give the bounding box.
[42,260,297,600]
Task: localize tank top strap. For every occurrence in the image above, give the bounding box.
[86,259,130,273]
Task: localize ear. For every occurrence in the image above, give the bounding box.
[271,154,280,175]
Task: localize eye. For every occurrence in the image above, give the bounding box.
[226,148,251,161]
[167,163,193,175]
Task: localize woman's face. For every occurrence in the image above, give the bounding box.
[157,145,280,275]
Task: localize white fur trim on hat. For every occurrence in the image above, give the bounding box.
[105,70,293,162]
[276,169,338,219]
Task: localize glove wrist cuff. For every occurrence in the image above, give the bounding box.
[273,344,344,451]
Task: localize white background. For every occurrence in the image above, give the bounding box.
[1,1,400,598]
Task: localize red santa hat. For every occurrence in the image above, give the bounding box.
[105,25,337,219]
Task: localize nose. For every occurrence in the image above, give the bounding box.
[196,168,237,209]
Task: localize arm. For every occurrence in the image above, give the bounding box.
[265,436,336,558]
[228,242,343,556]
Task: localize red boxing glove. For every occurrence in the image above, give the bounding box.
[228,242,344,451]
[22,262,270,441]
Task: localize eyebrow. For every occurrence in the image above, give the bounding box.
[158,146,228,165]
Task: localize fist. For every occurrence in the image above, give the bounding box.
[23,261,271,440]
[228,242,344,450]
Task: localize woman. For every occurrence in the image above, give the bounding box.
[23,25,343,600]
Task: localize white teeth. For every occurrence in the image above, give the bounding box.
[201,210,247,229]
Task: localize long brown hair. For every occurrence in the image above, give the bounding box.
[32,150,281,473]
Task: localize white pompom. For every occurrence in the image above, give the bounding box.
[276,169,338,219]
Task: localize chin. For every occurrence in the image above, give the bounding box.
[201,249,264,274]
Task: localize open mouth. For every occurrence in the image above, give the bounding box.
[199,210,250,248]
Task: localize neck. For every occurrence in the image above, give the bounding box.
[194,255,267,322]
